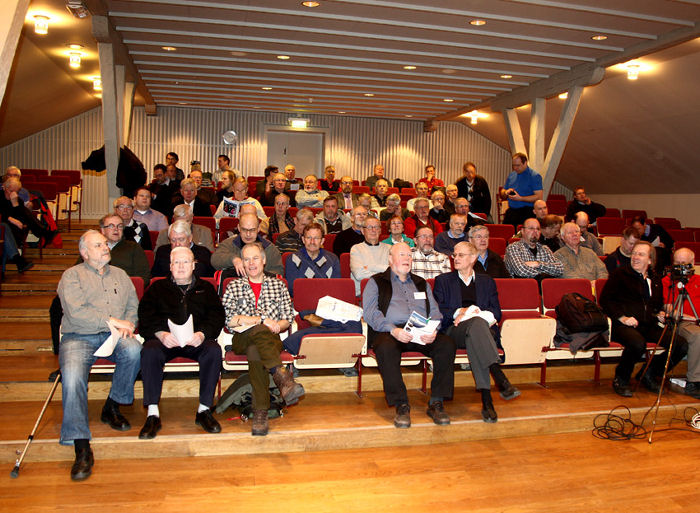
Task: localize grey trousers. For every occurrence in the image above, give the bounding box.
[447,317,501,390]
[679,321,700,382]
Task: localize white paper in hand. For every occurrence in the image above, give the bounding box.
[403,311,441,345]
[94,319,121,357]
[168,315,194,348]
[316,295,362,322]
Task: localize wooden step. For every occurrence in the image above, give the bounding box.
[0,383,696,464]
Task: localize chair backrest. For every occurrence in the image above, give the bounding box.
[282,251,293,271]
[655,218,681,230]
[30,181,57,201]
[340,252,351,278]
[130,276,145,300]
[21,169,49,179]
[622,209,646,220]
[546,199,567,216]
[144,249,154,268]
[602,236,621,254]
[218,217,239,240]
[495,278,541,311]
[594,278,608,303]
[596,217,626,236]
[51,170,82,186]
[355,186,370,194]
[485,224,515,240]
[488,237,507,257]
[192,216,216,242]
[149,230,159,248]
[541,278,594,316]
[263,206,274,217]
[547,194,566,201]
[322,233,336,251]
[293,278,357,311]
[605,207,621,218]
[668,229,694,243]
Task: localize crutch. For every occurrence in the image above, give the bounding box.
[10,371,61,478]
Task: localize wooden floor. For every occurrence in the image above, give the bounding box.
[2,221,700,511]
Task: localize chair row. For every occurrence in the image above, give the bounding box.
[19,169,82,228]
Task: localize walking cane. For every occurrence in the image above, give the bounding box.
[10,371,61,478]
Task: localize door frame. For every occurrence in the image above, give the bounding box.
[263,124,330,176]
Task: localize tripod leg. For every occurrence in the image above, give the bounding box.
[648,322,680,444]
[10,372,61,478]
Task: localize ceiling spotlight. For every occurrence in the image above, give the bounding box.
[463,110,489,125]
[403,65,417,70]
[443,98,454,103]
[92,77,102,91]
[34,15,49,35]
[277,55,290,60]
[69,52,81,69]
[405,115,413,118]
[262,87,273,90]
[230,51,247,57]
[591,35,608,41]
[500,74,513,79]
[162,46,177,52]
[66,1,90,19]
[558,92,568,99]
[67,44,84,50]
[338,111,346,114]
[302,1,320,6]
[469,19,486,26]
[626,63,640,80]
[364,93,374,97]
[442,69,456,75]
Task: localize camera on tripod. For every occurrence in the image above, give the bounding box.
[668,263,695,283]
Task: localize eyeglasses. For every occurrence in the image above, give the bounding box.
[305,236,323,241]
[115,205,133,210]
[365,225,381,231]
[240,227,258,233]
[103,223,124,230]
[470,235,488,240]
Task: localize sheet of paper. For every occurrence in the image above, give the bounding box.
[231,324,256,333]
[94,320,121,357]
[459,305,497,327]
[403,311,441,345]
[315,295,363,322]
[168,315,194,348]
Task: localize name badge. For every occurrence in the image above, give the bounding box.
[414,291,427,300]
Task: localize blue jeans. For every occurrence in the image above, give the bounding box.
[59,332,141,444]
[1,222,20,260]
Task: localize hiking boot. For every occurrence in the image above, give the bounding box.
[426,401,450,425]
[394,403,411,428]
[251,409,269,436]
[272,366,305,406]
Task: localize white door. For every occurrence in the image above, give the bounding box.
[266,130,324,177]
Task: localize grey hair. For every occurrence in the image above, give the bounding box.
[168,220,192,238]
[468,224,489,239]
[78,229,102,252]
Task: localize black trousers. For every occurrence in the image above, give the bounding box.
[503,205,533,229]
[372,333,455,406]
[141,338,222,408]
[612,323,688,382]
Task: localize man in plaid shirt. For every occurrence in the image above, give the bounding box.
[411,226,452,280]
[504,218,563,281]
[222,243,304,436]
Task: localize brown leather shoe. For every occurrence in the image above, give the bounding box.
[426,401,450,425]
[303,313,325,327]
[251,409,269,436]
[70,447,94,481]
[272,366,305,406]
[394,403,411,428]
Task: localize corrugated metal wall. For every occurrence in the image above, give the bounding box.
[0,105,570,218]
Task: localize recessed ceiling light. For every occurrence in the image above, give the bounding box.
[403,65,416,70]
[364,93,374,97]
[302,1,320,7]
[262,87,273,90]
[405,115,413,118]
[92,77,102,91]
[230,51,247,57]
[68,52,81,69]
[591,35,608,41]
[469,19,486,26]
[442,69,456,75]
[338,111,346,114]
[277,55,290,60]
[500,74,513,79]
[253,106,261,109]
[162,46,177,52]
[443,98,454,103]
[67,43,84,50]
[178,102,187,105]
[558,92,568,99]
[33,15,49,35]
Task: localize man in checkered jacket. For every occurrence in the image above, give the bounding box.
[222,243,304,436]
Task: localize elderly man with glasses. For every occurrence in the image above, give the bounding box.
[114,196,152,250]
[349,216,391,295]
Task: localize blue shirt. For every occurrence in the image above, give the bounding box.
[504,166,542,209]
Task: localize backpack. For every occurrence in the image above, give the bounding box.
[555,293,608,333]
[215,373,285,420]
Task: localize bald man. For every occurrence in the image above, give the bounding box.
[662,248,700,399]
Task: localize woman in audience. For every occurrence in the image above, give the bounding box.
[216,170,236,203]
[469,225,510,278]
[381,215,414,247]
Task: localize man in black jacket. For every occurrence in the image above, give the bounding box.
[455,162,492,220]
[151,221,214,278]
[600,241,687,397]
[137,246,225,439]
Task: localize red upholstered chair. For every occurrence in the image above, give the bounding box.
[355,186,370,194]
[340,252,351,278]
[668,229,694,243]
[144,250,154,269]
[149,230,159,248]
[217,217,238,242]
[546,200,567,216]
[605,208,621,218]
[547,194,566,201]
[488,237,507,257]
[596,217,626,236]
[655,218,682,230]
[622,209,647,220]
[52,170,83,228]
[485,224,515,240]
[322,233,336,251]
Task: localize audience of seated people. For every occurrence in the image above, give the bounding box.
[382,215,414,247]
[505,218,563,281]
